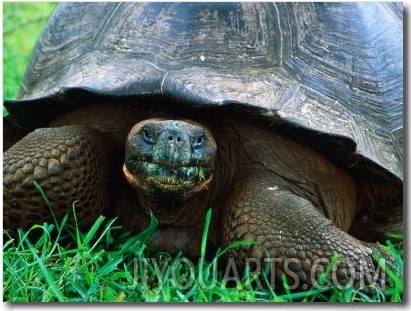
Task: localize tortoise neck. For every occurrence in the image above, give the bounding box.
[136,186,215,227]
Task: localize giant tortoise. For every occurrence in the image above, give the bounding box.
[3,2,403,290]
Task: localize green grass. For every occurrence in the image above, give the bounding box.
[3,206,404,302]
[3,2,57,105]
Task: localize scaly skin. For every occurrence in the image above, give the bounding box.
[3,126,118,230]
[3,111,395,290]
[223,172,390,289]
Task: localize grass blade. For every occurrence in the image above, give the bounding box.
[22,232,66,302]
[83,215,106,246]
[201,208,212,258]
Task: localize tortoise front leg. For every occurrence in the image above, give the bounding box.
[222,172,392,290]
[3,126,119,232]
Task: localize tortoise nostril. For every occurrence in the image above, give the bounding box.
[168,134,182,143]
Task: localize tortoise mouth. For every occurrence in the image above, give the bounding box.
[142,161,209,186]
[123,159,213,200]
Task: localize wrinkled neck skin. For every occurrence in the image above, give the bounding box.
[135,182,215,227]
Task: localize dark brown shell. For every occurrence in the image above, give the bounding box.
[5,3,403,194]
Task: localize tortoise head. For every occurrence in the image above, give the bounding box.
[123,119,216,203]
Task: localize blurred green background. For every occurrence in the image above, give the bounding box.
[3,2,57,106]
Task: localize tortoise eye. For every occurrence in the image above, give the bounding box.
[193,135,205,149]
[142,129,156,144]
